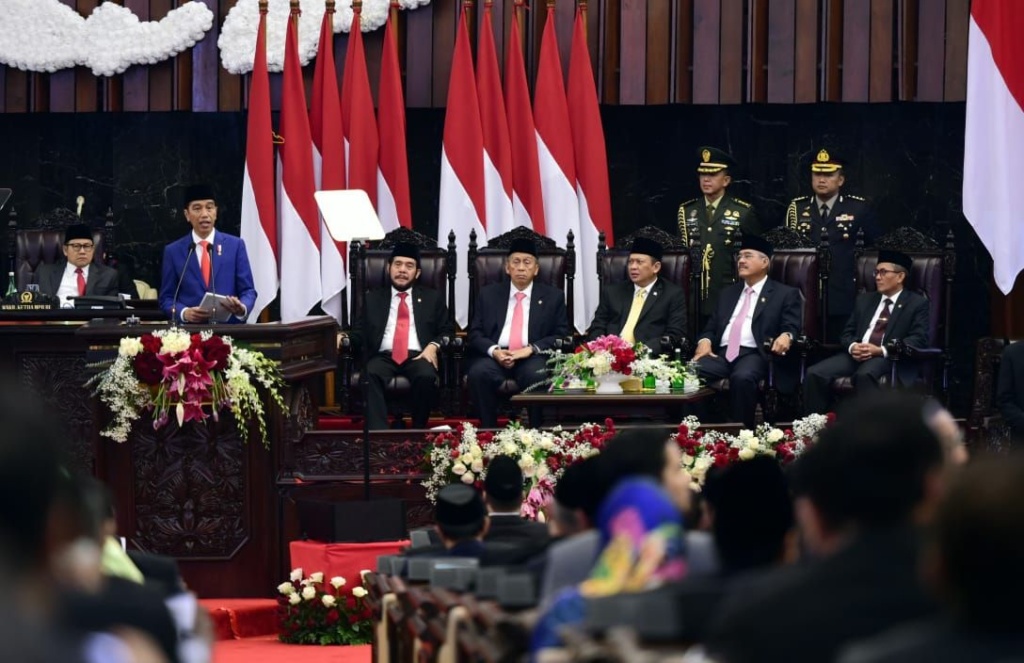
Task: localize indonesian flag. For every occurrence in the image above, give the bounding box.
[568,6,614,326]
[240,3,277,323]
[377,8,412,230]
[535,6,585,332]
[310,6,347,324]
[477,2,515,236]
[438,3,487,328]
[964,1,1024,294]
[277,6,321,322]
[505,11,546,235]
[341,5,379,210]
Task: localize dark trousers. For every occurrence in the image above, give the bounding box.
[365,353,439,430]
[697,347,767,428]
[803,352,889,415]
[467,354,548,428]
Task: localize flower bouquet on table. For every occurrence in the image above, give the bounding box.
[276,569,373,645]
[87,328,285,446]
[670,413,833,487]
[547,335,641,392]
[628,355,703,393]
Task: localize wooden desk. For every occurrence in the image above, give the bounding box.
[510,388,715,425]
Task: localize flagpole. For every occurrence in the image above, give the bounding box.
[390,0,400,44]
[578,0,587,41]
[514,0,525,53]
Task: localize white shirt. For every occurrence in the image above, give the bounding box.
[719,275,767,350]
[57,262,90,307]
[815,193,839,216]
[853,289,903,357]
[379,287,422,354]
[191,229,217,270]
[489,282,534,357]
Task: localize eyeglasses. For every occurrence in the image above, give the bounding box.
[66,243,95,252]
[873,268,899,277]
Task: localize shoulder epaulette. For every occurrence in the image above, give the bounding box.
[846,194,867,201]
[731,197,752,208]
[790,195,811,203]
[680,198,698,207]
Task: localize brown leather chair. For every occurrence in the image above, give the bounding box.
[459,226,575,417]
[596,225,696,352]
[8,207,111,290]
[829,226,955,404]
[340,226,457,419]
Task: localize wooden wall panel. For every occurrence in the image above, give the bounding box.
[0,0,986,111]
[692,0,722,104]
[868,0,893,102]
[619,0,646,104]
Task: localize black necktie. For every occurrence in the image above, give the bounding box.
[820,203,830,221]
[868,298,893,346]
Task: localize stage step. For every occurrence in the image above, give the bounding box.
[199,598,278,641]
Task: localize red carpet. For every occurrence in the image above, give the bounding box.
[200,598,278,641]
[213,636,370,663]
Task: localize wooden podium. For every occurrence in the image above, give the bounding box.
[63,317,337,597]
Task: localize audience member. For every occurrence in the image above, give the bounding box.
[466,238,569,427]
[31,223,119,306]
[692,234,801,427]
[996,339,1024,441]
[922,398,968,466]
[587,237,687,353]
[483,455,549,545]
[707,393,944,662]
[803,249,929,415]
[347,242,453,430]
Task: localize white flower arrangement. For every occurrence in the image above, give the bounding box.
[0,0,213,76]
[219,0,432,75]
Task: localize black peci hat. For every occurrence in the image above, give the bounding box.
[877,249,913,273]
[507,237,538,257]
[436,484,487,537]
[389,242,421,265]
[484,455,524,503]
[63,224,94,244]
[629,236,664,262]
[696,146,737,174]
[740,233,774,259]
[810,148,846,173]
[183,184,216,208]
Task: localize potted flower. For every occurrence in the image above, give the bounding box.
[277,569,373,645]
[550,335,640,394]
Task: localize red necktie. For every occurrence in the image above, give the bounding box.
[868,298,893,346]
[509,292,526,351]
[75,268,85,296]
[392,292,410,364]
[199,240,211,288]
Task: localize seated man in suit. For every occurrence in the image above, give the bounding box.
[32,223,119,306]
[692,234,801,428]
[348,242,453,430]
[483,455,550,546]
[587,236,687,354]
[467,238,569,428]
[803,249,930,415]
[158,184,257,323]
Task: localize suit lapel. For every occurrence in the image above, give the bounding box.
[859,292,883,337]
[886,291,909,334]
[637,281,660,321]
[84,265,97,295]
[411,288,430,340]
[49,263,65,295]
[751,280,773,321]
[528,287,545,339]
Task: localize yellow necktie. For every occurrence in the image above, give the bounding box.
[620,289,647,344]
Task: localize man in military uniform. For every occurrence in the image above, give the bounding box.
[785,148,876,341]
[678,146,760,314]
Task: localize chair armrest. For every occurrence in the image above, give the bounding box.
[885,340,943,361]
[553,335,575,352]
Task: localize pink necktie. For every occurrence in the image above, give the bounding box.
[509,292,526,351]
[726,287,754,362]
[75,268,85,296]
[392,292,410,364]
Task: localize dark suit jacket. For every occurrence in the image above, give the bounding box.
[468,281,569,361]
[587,278,687,353]
[33,260,120,298]
[158,232,257,322]
[996,341,1024,436]
[485,514,551,546]
[708,527,938,663]
[840,289,930,385]
[348,284,453,359]
[786,193,876,317]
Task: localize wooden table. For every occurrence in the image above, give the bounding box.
[510,388,716,426]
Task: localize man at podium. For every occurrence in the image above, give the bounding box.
[32,223,119,306]
[159,185,256,323]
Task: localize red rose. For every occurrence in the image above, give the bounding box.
[450,449,460,459]
[826,412,837,424]
[201,336,231,370]
[133,353,164,385]
[325,609,340,625]
[140,334,162,354]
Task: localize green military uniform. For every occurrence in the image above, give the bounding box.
[677,147,760,308]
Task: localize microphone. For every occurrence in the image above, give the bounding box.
[170,242,196,326]
[206,242,218,324]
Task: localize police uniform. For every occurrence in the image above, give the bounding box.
[677,147,760,309]
[784,149,876,339]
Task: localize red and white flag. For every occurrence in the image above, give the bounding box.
[377,7,412,230]
[310,6,347,323]
[568,6,614,326]
[240,3,277,323]
[535,6,585,332]
[341,6,379,210]
[505,10,546,235]
[438,3,487,327]
[964,1,1024,294]
[277,6,321,322]
[477,3,514,236]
